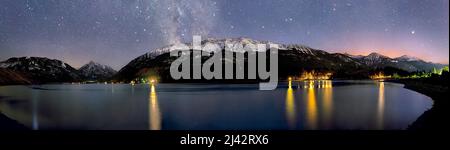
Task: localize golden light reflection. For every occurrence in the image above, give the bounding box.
[285,80,296,129]
[306,81,318,130]
[149,84,161,130]
[308,80,315,89]
[321,80,333,128]
[288,77,292,88]
[377,82,385,129]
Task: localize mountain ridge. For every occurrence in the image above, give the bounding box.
[0,38,447,84]
[78,61,117,81]
[113,38,446,82]
[0,57,80,83]
[0,57,116,84]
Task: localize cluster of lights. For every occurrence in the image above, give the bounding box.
[288,79,333,89]
[296,71,333,80]
[370,72,391,80]
[130,77,157,85]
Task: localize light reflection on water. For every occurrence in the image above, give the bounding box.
[0,81,432,130]
[321,80,333,129]
[31,90,39,130]
[377,82,385,130]
[149,84,161,130]
[305,81,318,130]
[287,80,333,130]
[285,81,296,129]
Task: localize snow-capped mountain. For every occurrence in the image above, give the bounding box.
[113,38,366,82]
[78,61,117,81]
[140,37,322,59]
[120,37,340,72]
[361,52,392,65]
[344,53,365,59]
[395,55,422,62]
[136,37,279,61]
[113,37,446,82]
[347,53,445,72]
[116,37,287,80]
[0,57,80,83]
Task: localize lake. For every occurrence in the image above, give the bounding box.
[0,80,432,130]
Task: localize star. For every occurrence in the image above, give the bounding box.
[284,17,294,23]
[411,30,415,34]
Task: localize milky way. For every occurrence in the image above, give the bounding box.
[149,0,218,44]
[0,0,448,70]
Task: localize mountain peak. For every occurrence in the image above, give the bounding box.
[365,52,390,60]
[396,55,421,61]
[367,52,386,57]
[79,61,117,81]
[0,56,80,83]
[343,53,364,59]
[85,61,103,67]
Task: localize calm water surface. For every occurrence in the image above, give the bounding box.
[0,80,432,130]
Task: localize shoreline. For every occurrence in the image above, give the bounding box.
[387,79,448,130]
[0,95,29,130]
[0,111,28,130]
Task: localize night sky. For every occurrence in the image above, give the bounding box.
[0,0,448,70]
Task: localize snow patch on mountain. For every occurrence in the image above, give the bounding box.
[0,57,80,83]
[138,37,320,62]
[395,55,422,62]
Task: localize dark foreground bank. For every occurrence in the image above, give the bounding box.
[0,95,29,130]
[388,77,449,130]
[0,112,28,130]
